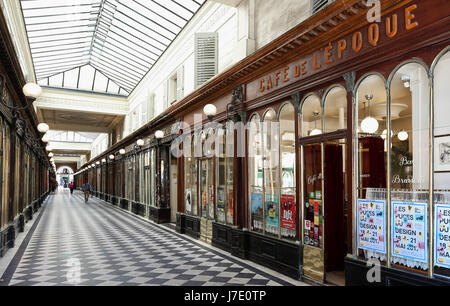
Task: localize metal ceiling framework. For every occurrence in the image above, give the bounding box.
[21,0,205,96]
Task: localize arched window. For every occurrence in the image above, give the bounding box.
[301,94,322,137]
[432,48,450,277]
[323,86,347,133]
[263,109,279,237]
[249,114,263,233]
[279,103,296,239]
[355,73,388,261]
[389,61,430,271]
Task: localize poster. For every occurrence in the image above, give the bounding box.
[281,195,296,230]
[185,189,192,213]
[391,201,428,263]
[435,204,450,268]
[305,199,322,247]
[265,194,279,230]
[357,199,386,253]
[227,189,234,217]
[217,187,225,212]
[251,193,263,230]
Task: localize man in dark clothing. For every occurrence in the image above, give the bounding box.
[81,182,91,203]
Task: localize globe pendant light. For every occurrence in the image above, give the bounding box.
[398,130,409,141]
[361,94,379,134]
[309,111,322,136]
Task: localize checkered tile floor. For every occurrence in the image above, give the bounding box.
[5,189,297,286]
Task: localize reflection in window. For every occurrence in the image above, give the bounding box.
[433,50,450,277]
[280,104,296,239]
[390,63,429,272]
[249,114,263,233]
[356,74,387,262]
[216,123,235,225]
[263,109,279,237]
[324,87,347,134]
[301,95,322,137]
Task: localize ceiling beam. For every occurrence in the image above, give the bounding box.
[47,123,110,133]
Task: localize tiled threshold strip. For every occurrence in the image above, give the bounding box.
[0,194,51,286]
[90,196,308,287]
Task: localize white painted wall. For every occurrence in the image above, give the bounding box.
[124,0,312,138]
[0,0,35,83]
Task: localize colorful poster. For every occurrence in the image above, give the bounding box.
[209,185,214,202]
[305,199,322,247]
[357,199,386,253]
[391,201,428,263]
[251,193,263,230]
[185,189,192,213]
[217,187,225,212]
[435,204,450,268]
[265,194,279,229]
[281,195,296,230]
[227,189,234,217]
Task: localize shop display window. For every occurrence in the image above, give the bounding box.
[225,122,234,225]
[279,103,296,239]
[216,122,235,225]
[150,148,156,207]
[356,74,388,262]
[249,114,264,233]
[126,156,135,201]
[114,159,122,198]
[432,49,450,277]
[216,128,226,224]
[249,102,296,240]
[389,62,430,272]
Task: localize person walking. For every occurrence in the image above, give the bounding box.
[82,182,91,203]
[69,182,75,195]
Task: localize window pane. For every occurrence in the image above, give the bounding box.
[390,63,430,272]
[280,103,296,239]
[249,115,263,233]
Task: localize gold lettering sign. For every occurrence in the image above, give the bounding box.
[256,3,419,95]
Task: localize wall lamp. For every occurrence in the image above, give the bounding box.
[0,76,42,111]
[203,104,217,122]
[155,130,164,140]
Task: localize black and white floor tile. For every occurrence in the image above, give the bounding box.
[3,189,306,286]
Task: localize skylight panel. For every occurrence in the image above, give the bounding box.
[78,65,96,90]
[49,74,64,87]
[21,0,206,95]
[64,68,81,88]
[106,81,119,95]
[93,71,108,92]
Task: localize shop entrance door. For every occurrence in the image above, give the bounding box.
[323,138,347,286]
[301,133,348,286]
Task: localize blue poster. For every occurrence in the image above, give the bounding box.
[435,204,450,269]
[357,199,386,254]
[265,194,279,228]
[251,193,263,230]
[391,201,428,263]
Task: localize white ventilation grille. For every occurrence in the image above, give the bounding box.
[311,0,333,14]
[195,33,218,88]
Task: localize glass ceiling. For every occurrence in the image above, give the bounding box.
[21,0,206,96]
[46,130,101,143]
